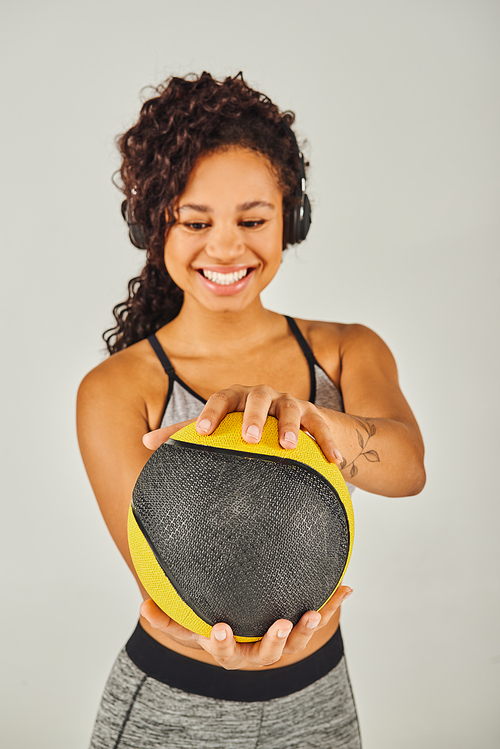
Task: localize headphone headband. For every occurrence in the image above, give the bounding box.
[122,122,311,250]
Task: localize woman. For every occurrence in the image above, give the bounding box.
[77,71,425,748]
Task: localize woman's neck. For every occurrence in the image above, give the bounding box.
[163,297,282,355]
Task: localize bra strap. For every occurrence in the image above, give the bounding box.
[148,334,175,376]
[285,316,317,403]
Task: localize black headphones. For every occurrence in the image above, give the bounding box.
[122,122,311,250]
[121,193,148,250]
[282,122,312,247]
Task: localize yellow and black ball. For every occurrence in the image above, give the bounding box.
[128,412,354,642]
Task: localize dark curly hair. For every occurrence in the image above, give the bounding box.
[103,71,307,355]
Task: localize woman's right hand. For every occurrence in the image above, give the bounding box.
[140,585,352,670]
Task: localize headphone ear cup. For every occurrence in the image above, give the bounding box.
[128,222,148,250]
[284,192,312,246]
[299,193,312,242]
[281,126,312,246]
[121,200,148,250]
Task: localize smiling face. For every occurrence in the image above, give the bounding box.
[164,146,284,315]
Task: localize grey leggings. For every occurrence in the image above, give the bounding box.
[89,648,362,749]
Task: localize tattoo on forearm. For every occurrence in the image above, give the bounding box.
[339,416,380,478]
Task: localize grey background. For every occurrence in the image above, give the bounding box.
[1,1,499,746]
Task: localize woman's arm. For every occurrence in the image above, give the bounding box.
[325,323,425,496]
[183,323,425,497]
[77,355,155,581]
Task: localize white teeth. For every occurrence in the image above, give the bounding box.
[202,269,248,285]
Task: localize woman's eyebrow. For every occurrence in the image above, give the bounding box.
[178,203,210,213]
[237,200,275,211]
[178,201,275,213]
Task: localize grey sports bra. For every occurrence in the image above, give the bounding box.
[148,316,354,493]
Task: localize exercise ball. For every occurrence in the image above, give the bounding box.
[128,412,354,642]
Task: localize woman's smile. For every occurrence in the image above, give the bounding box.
[200,267,249,285]
[194,264,257,295]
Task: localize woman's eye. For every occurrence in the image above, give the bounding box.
[182,220,264,230]
[241,220,265,228]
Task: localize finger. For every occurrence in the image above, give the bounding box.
[300,409,343,464]
[195,386,247,436]
[140,598,172,629]
[252,619,294,666]
[281,610,322,655]
[273,395,302,449]
[140,599,200,642]
[200,624,242,669]
[282,587,353,655]
[240,386,274,443]
[317,586,353,627]
[143,419,196,450]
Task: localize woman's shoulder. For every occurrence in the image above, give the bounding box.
[293,318,383,358]
[77,337,167,414]
[292,317,398,388]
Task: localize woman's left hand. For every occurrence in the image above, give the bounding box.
[195,384,343,464]
[143,385,343,463]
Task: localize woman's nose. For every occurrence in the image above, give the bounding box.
[205,223,245,260]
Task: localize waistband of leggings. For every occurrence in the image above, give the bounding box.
[125,621,344,702]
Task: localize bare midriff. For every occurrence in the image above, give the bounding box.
[138,607,341,671]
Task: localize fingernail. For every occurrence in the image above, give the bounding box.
[306,617,320,629]
[245,425,260,440]
[333,448,343,462]
[277,628,292,638]
[213,629,226,641]
[197,419,211,433]
[283,431,297,447]
[342,589,353,601]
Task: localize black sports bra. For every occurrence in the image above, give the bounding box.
[148,315,345,428]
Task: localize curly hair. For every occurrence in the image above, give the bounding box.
[103,71,307,355]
